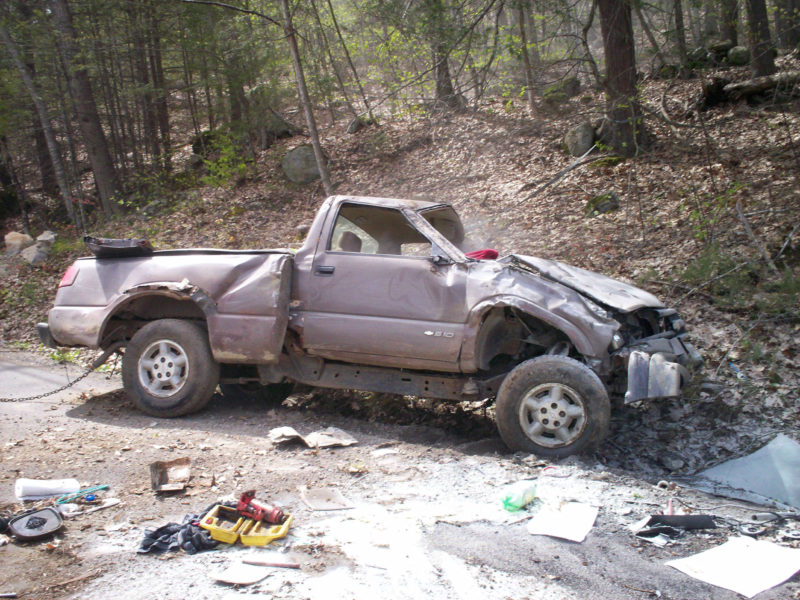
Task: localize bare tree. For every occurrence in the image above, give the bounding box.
[597,0,648,156]
[746,0,776,76]
[718,0,739,44]
[279,0,333,195]
[0,22,75,223]
[50,0,120,214]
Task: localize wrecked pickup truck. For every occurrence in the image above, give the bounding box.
[39,195,701,457]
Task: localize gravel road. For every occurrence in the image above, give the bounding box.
[1,350,798,600]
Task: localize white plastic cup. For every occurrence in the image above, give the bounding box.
[15,478,80,500]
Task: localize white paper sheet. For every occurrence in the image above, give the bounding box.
[526,501,598,542]
[666,536,800,598]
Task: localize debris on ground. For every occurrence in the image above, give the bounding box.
[687,434,800,510]
[667,536,800,598]
[526,501,598,543]
[269,426,358,448]
[149,457,191,493]
[501,480,538,512]
[138,506,220,555]
[212,563,272,586]
[14,477,79,501]
[7,507,64,541]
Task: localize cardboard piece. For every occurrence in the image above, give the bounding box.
[666,536,800,598]
[526,501,598,542]
[269,426,357,449]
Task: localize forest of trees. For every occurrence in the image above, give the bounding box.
[0,0,798,229]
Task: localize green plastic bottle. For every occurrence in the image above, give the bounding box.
[502,482,537,512]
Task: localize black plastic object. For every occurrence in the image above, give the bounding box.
[84,235,154,259]
[8,507,64,540]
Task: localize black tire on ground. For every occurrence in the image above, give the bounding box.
[122,319,220,418]
[495,355,610,458]
[218,381,295,404]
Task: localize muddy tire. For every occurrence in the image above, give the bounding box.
[122,319,220,418]
[495,356,610,458]
[219,382,295,404]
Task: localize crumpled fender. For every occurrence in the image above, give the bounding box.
[460,295,599,373]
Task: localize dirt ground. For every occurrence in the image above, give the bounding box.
[1,349,798,600]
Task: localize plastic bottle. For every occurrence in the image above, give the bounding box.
[502,481,538,512]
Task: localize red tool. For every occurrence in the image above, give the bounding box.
[237,490,286,524]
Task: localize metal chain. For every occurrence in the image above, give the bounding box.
[0,364,97,403]
[0,345,121,403]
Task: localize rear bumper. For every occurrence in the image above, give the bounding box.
[624,338,701,404]
[37,322,58,348]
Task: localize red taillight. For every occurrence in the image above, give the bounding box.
[59,264,79,288]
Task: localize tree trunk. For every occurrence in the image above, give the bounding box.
[309,0,359,121]
[50,0,120,215]
[597,0,648,156]
[33,115,59,198]
[148,4,171,171]
[0,135,31,234]
[517,0,536,112]
[127,1,160,165]
[0,23,75,223]
[774,0,800,49]
[718,0,739,44]
[633,0,668,68]
[279,0,333,196]
[746,0,776,76]
[324,0,375,120]
[674,0,689,66]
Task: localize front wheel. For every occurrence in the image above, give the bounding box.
[495,356,610,458]
[122,319,220,418]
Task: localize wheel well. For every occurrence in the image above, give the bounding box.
[99,294,207,348]
[474,307,571,371]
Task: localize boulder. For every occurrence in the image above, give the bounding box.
[281,145,324,184]
[21,244,49,266]
[543,77,581,105]
[727,46,750,66]
[4,231,34,256]
[37,230,56,247]
[585,192,620,217]
[346,116,376,134]
[709,39,735,56]
[257,111,300,149]
[564,122,596,156]
[687,47,711,67]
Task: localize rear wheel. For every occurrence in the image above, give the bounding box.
[495,356,610,458]
[122,319,219,418]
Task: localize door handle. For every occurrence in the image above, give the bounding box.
[315,265,335,276]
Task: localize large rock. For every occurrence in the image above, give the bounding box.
[564,122,595,156]
[543,77,581,105]
[4,231,34,256]
[281,144,324,184]
[709,39,735,56]
[37,230,56,247]
[21,244,49,266]
[585,192,620,217]
[727,46,750,66]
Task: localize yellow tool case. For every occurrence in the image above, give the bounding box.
[200,505,247,544]
[240,514,294,546]
[200,505,293,547]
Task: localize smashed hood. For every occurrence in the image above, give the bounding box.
[509,255,664,313]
